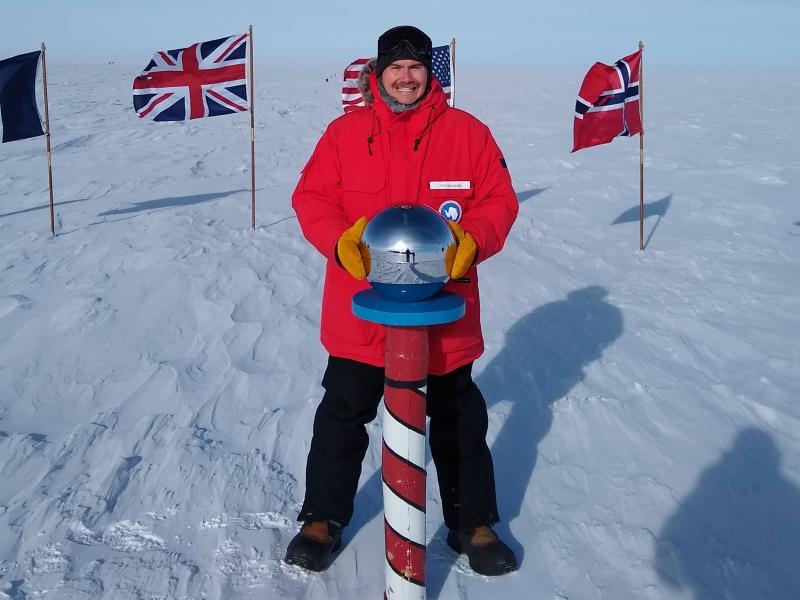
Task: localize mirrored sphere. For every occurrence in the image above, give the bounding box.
[363,205,455,302]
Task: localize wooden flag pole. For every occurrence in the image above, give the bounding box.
[450,38,456,108]
[639,40,645,251]
[249,25,257,230]
[40,42,55,236]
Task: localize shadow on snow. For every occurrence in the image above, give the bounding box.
[515,188,549,204]
[655,427,800,599]
[348,285,623,597]
[612,194,672,250]
[97,190,244,216]
[0,198,88,220]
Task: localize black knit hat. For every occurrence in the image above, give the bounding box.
[376,26,432,77]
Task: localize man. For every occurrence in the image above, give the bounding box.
[287,25,519,576]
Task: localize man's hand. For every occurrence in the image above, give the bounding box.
[445,221,477,279]
[336,217,370,280]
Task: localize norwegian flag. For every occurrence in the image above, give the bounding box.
[133,33,249,121]
[573,49,642,152]
[340,44,453,113]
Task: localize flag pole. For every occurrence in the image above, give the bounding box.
[450,37,456,108]
[249,24,256,230]
[638,40,645,251]
[40,42,55,236]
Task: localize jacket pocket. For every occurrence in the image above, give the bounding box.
[342,166,386,220]
[342,164,386,194]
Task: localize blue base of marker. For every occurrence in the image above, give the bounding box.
[353,289,465,326]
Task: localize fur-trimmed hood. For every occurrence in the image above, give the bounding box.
[357,59,378,105]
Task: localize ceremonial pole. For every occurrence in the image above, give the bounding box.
[383,325,428,599]
[353,291,463,600]
[352,206,465,599]
[638,40,645,251]
[249,24,256,230]
[449,38,456,108]
[40,42,55,236]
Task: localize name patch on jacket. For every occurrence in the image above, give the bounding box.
[430,181,471,190]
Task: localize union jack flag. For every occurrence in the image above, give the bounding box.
[133,33,249,121]
[340,44,453,113]
[573,49,642,152]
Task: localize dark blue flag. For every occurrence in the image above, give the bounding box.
[0,51,44,143]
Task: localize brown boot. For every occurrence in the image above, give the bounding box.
[469,525,498,545]
[447,525,517,576]
[285,521,342,572]
[300,520,331,543]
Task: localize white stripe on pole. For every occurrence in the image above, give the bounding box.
[383,411,426,469]
[382,482,426,546]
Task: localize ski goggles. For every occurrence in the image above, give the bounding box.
[378,26,432,61]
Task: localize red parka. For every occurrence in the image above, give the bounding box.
[292,66,518,375]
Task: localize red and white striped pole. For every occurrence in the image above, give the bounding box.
[351,206,465,598]
[382,325,428,599]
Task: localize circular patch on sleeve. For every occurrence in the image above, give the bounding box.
[438,200,462,222]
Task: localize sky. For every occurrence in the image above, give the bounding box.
[2,0,799,71]
[1,56,800,598]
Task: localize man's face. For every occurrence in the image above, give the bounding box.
[380,59,428,105]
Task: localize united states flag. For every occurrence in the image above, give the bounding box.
[341,58,369,113]
[572,49,642,151]
[431,44,452,102]
[133,33,249,122]
[340,44,453,113]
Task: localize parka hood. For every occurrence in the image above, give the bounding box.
[357,59,378,105]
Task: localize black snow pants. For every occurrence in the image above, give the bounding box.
[298,355,499,530]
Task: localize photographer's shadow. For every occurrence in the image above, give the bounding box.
[656,427,800,599]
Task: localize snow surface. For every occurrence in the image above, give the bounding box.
[1,64,799,599]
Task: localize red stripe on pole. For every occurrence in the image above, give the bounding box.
[385,520,426,586]
[384,388,426,434]
[385,326,428,380]
[382,442,426,510]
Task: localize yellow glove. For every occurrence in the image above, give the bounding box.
[336,217,371,280]
[445,221,477,279]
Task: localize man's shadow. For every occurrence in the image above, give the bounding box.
[426,285,623,595]
[348,286,623,597]
[655,427,800,599]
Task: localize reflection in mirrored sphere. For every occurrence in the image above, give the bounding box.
[363,205,455,302]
